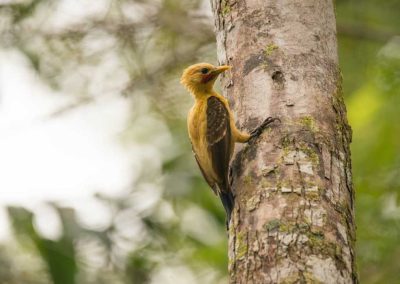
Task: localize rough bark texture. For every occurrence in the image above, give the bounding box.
[210,0,357,283]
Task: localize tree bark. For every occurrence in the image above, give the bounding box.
[210,0,357,283]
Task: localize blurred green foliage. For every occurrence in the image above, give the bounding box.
[0,0,399,283]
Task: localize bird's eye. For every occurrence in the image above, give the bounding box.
[200,68,209,74]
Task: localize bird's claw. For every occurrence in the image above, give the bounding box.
[250,117,280,140]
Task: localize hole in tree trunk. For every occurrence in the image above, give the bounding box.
[272,71,284,83]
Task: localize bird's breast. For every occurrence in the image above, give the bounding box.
[188,101,215,175]
[188,103,206,149]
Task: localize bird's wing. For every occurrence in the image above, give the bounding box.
[206,96,231,193]
[192,151,218,195]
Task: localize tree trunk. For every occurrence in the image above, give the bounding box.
[210,0,357,283]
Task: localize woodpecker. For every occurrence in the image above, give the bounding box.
[181,63,278,227]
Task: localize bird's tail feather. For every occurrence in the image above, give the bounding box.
[218,187,234,228]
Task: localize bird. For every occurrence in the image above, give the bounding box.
[181,62,278,227]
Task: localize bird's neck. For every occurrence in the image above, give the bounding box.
[192,88,215,101]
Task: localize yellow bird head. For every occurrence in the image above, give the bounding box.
[180,63,231,94]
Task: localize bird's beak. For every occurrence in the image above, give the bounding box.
[213,65,232,74]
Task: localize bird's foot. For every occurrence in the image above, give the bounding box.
[249,117,280,141]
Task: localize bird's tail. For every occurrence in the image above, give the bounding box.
[218,181,234,228]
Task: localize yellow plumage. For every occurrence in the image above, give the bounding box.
[181,63,251,224]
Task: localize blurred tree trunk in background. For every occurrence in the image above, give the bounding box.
[211,0,357,283]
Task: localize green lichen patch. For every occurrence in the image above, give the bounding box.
[303,272,323,284]
[306,191,321,201]
[276,221,311,235]
[280,273,301,284]
[333,203,346,214]
[307,232,334,254]
[305,186,321,200]
[305,230,347,269]
[235,231,248,260]
[260,61,269,69]
[308,230,325,245]
[297,223,311,234]
[262,219,351,270]
[261,178,272,189]
[264,44,278,57]
[285,192,301,203]
[262,220,349,270]
[264,219,281,231]
[221,0,230,15]
[243,175,252,185]
[310,240,347,271]
[281,134,292,149]
[264,219,308,234]
[298,115,318,132]
[279,222,297,233]
[298,143,320,165]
